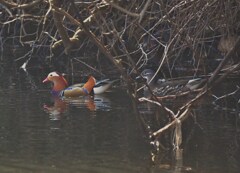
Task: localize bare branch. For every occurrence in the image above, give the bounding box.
[139,0,152,23]
[0,0,43,9]
[105,0,140,17]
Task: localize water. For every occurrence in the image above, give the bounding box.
[0,76,240,173]
[0,86,151,173]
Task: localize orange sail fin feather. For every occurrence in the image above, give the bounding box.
[83,76,96,93]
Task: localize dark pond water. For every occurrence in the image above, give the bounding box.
[0,73,240,173]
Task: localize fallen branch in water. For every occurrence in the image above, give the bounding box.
[139,97,176,119]
[156,88,203,100]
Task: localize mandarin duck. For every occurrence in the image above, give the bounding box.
[43,72,96,97]
[139,69,207,96]
[43,72,117,97]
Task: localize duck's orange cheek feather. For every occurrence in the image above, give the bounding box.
[53,84,66,91]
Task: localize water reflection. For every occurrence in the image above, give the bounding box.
[43,94,112,120]
[63,94,111,112]
[43,97,68,120]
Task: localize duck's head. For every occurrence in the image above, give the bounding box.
[43,72,68,91]
[140,69,155,84]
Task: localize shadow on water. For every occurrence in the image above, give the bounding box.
[0,72,240,173]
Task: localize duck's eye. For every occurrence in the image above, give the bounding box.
[50,74,53,76]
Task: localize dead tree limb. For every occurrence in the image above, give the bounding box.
[139,0,152,23]
[51,2,109,53]
[49,0,73,54]
[0,0,43,9]
[105,0,140,17]
[207,36,240,86]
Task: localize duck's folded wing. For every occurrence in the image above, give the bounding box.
[69,83,84,88]
[95,79,110,87]
[95,79,119,87]
[61,87,89,97]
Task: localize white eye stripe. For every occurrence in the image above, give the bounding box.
[143,72,153,76]
[48,72,59,77]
